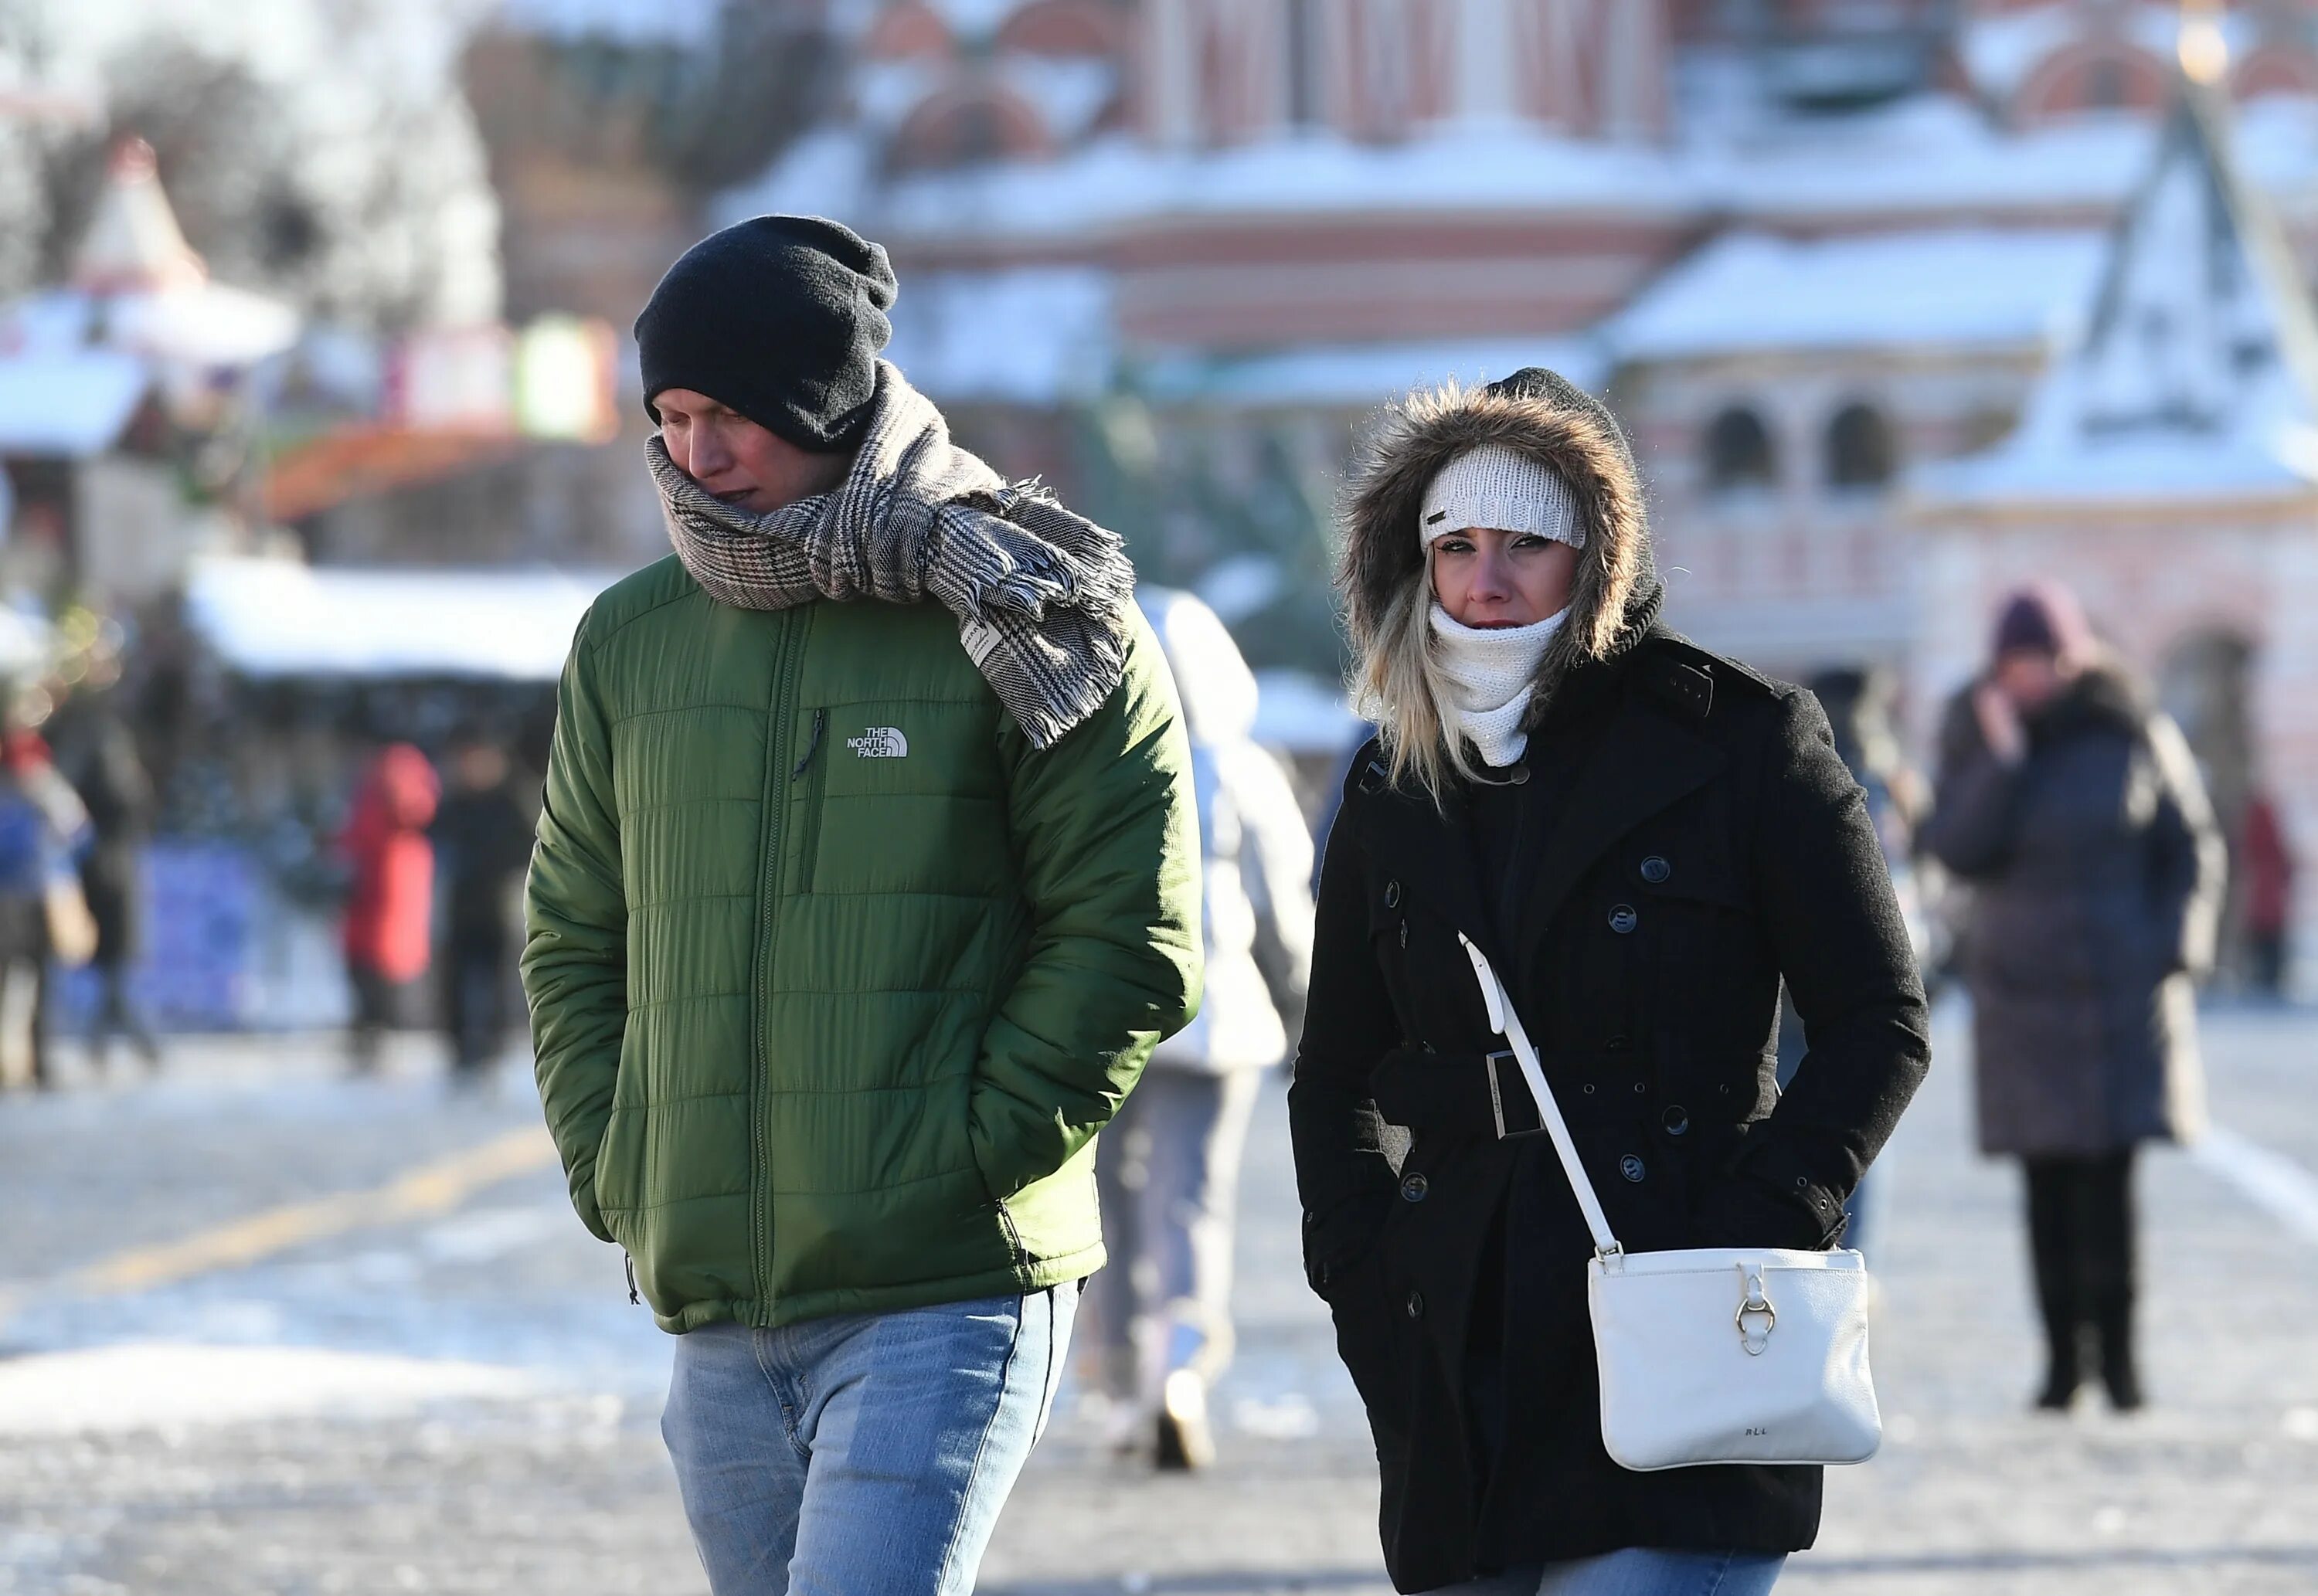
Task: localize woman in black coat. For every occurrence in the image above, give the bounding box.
[1290,369,1930,1594]
[1921,584,2222,1414]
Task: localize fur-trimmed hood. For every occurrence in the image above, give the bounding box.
[1339,366,1660,709]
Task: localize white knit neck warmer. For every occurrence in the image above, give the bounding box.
[1430,603,1566,769]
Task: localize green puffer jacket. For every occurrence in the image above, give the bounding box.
[523,554,1202,1332]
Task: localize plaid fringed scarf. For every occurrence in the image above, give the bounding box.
[651,362,1135,748]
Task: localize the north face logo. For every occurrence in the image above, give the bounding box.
[847,727,909,759]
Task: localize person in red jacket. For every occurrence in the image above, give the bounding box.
[339,743,439,1072]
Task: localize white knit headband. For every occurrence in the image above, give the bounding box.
[1419,443,1586,551]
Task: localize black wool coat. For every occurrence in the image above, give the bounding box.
[1289,630,1932,1592]
[1921,667,2222,1159]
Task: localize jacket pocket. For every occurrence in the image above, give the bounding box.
[591,1103,640,1242]
[1316,1241,1412,1438]
[790,708,828,895]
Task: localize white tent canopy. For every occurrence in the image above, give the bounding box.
[0,606,52,678]
[185,559,626,681]
[0,350,149,457]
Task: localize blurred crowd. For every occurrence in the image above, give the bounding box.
[0,537,2297,1454]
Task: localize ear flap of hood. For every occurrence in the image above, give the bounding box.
[1338,366,1660,698]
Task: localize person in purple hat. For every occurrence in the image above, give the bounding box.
[1923,582,2225,1413]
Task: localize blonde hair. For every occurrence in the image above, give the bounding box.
[1353,571,1483,804]
[1338,377,1650,805]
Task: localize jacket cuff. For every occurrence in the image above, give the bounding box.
[1716,1139,1849,1249]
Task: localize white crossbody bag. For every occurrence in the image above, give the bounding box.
[1459,934,1881,1472]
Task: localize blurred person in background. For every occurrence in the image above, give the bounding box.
[430,729,535,1080]
[1774,664,1933,1259]
[0,724,94,1089]
[51,677,161,1071]
[525,216,1198,1596]
[339,742,439,1074]
[1093,588,1314,1471]
[1292,368,1928,1594]
[1923,583,2224,1414]
[2238,787,2293,1000]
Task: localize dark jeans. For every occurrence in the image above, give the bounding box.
[440,925,512,1073]
[2023,1149,2138,1399]
[88,961,158,1066]
[2248,930,2288,997]
[347,963,406,1073]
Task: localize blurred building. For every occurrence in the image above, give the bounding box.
[723,0,2318,979]
[0,138,298,606]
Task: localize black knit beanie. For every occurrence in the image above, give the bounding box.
[635,215,899,453]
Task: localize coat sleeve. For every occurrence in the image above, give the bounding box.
[1286,766,1403,1292]
[1719,691,1932,1248]
[974,610,1204,1200]
[2141,711,2228,978]
[521,618,627,1245]
[1920,686,2026,880]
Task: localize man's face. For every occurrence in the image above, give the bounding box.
[653,388,851,514]
[454,742,508,792]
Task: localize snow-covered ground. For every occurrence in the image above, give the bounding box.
[5,1007,2317,1593]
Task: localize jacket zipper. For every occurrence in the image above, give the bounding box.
[750,609,807,1319]
[793,708,828,895]
[624,1251,640,1306]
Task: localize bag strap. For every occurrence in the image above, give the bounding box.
[1458,933,1624,1260]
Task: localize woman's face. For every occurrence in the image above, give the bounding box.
[1430,528,1579,629]
[1994,648,2070,711]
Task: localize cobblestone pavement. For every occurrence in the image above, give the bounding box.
[3,1003,2316,1594]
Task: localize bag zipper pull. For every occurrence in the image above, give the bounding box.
[624,1252,641,1306]
[792,708,826,778]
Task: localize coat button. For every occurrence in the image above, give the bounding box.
[1582,1083,1596,1095]
[1385,879,1402,908]
[1608,904,1639,935]
[1620,1154,1647,1183]
[1663,1106,1690,1136]
[1640,856,1671,885]
[1405,1290,1426,1319]
[1400,1173,1429,1204]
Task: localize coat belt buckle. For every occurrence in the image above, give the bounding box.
[1484,1049,1546,1139]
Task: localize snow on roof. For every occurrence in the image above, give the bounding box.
[1142,336,1608,408]
[6,284,297,369]
[730,127,1697,244]
[1958,2,2247,103]
[721,129,877,230]
[736,80,2318,250]
[73,138,204,294]
[1607,229,2108,362]
[185,559,626,681]
[1920,93,2318,507]
[925,0,1022,41]
[885,267,1114,403]
[997,54,1119,143]
[0,350,150,457]
[494,0,721,45]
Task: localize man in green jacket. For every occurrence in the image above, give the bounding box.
[522,216,1202,1596]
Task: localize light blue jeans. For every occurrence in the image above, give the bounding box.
[1441,1549,1786,1594]
[661,1285,1077,1596]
